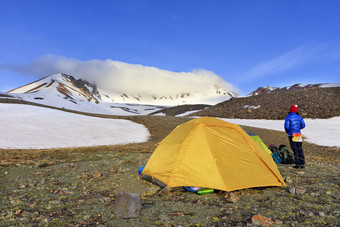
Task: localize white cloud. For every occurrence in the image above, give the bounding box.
[244,44,340,80]
[3,55,238,96]
[248,48,304,78]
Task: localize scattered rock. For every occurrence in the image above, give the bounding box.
[224,192,239,203]
[82,174,90,180]
[288,186,296,194]
[297,171,305,175]
[251,214,274,226]
[102,197,111,203]
[284,176,293,184]
[295,186,306,195]
[310,191,320,197]
[171,211,184,216]
[308,211,314,216]
[114,192,142,218]
[109,168,118,173]
[37,162,49,168]
[19,185,27,189]
[159,186,172,196]
[93,172,102,178]
[47,200,61,210]
[43,218,49,224]
[275,219,283,225]
[319,212,326,217]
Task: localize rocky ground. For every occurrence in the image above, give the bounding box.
[154,87,340,119]
[0,108,339,226]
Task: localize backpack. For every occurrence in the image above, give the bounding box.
[278,144,295,164]
[268,144,282,164]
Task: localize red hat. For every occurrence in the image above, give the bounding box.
[289,105,298,113]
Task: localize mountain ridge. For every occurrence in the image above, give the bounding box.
[7,73,237,106]
[248,83,340,96]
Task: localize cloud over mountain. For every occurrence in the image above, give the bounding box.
[4,55,238,96]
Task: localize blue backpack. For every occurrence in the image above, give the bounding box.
[269,144,282,164]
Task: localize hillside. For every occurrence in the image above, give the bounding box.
[191,87,340,119]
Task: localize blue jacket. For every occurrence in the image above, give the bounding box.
[284,113,306,136]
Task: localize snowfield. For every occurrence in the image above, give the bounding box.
[0,104,150,149]
[0,103,339,149]
[220,117,340,147]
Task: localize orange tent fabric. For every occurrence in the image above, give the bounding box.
[142,117,285,192]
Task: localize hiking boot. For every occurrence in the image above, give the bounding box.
[293,165,300,169]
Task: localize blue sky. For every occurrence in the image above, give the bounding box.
[0,0,339,95]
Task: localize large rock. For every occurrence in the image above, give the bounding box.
[114,192,142,218]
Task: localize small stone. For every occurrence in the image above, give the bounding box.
[297,171,305,175]
[19,185,27,189]
[93,172,102,178]
[28,203,36,208]
[310,191,320,197]
[288,186,296,194]
[252,214,274,226]
[295,186,306,195]
[275,219,283,225]
[171,211,184,216]
[109,168,117,173]
[15,210,22,215]
[224,192,239,203]
[326,191,332,195]
[319,212,326,217]
[284,176,293,184]
[82,174,90,180]
[37,163,49,168]
[308,211,314,216]
[102,197,111,203]
[159,186,172,196]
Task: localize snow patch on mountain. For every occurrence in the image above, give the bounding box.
[6,73,237,115]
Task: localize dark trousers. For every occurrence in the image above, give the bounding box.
[289,136,305,165]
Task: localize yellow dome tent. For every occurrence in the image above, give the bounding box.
[141,117,285,192]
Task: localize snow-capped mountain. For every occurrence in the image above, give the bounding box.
[6,73,237,115]
[249,83,340,96]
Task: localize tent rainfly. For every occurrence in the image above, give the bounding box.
[141,117,285,192]
[247,132,273,156]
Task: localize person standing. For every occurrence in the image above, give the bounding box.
[284,105,306,168]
